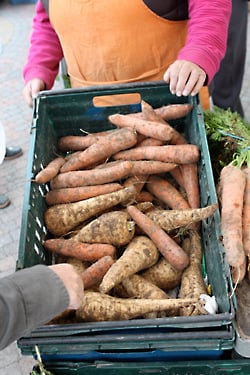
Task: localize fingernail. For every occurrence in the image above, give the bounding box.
[176,91,182,97]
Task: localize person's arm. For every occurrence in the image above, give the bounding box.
[23,0,64,105]
[164,0,232,96]
[0,264,83,351]
[179,0,232,84]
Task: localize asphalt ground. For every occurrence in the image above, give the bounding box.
[0,1,250,373]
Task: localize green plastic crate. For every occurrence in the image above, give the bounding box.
[40,358,250,375]
[17,81,234,358]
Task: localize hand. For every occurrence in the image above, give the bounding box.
[163,60,206,97]
[22,78,46,107]
[49,263,84,310]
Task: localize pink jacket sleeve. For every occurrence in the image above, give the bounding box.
[178,0,232,84]
[23,0,64,90]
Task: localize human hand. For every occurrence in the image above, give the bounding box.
[163,60,206,97]
[49,263,84,310]
[22,78,46,107]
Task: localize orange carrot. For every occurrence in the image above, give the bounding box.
[135,190,154,203]
[146,175,190,210]
[154,103,193,121]
[43,238,116,262]
[141,100,166,123]
[181,163,200,209]
[129,160,177,175]
[140,100,188,146]
[220,165,247,283]
[137,137,164,147]
[113,144,200,165]
[60,128,137,173]
[123,175,148,194]
[57,131,112,152]
[127,205,189,271]
[33,156,65,184]
[50,160,133,189]
[169,166,185,188]
[45,183,123,205]
[81,256,115,289]
[108,113,175,142]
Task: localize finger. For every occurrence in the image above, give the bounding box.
[175,70,192,97]
[164,65,179,95]
[22,85,33,108]
[182,71,206,96]
[190,74,206,96]
[30,81,45,98]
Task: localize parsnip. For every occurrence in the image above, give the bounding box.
[44,185,136,236]
[99,236,159,294]
[72,211,135,247]
[179,230,208,316]
[146,204,218,232]
[76,291,199,321]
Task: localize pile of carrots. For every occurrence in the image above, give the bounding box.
[33,100,219,322]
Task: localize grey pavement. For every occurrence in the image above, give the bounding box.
[0,1,250,374]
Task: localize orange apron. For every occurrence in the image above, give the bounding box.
[49,0,209,108]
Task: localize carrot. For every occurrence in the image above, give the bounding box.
[129,160,177,176]
[50,160,133,189]
[113,144,200,165]
[123,175,148,194]
[108,113,175,142]
[60,128,137,173]
[44,185,137,237]
[146,175,190,210]
[135,190,154,203]
[81,256,115,289]
[169,166,185,188]
[99,235,159,294]
[181,163,200,209]
[137,137,164,147]
[45,183,123,205]
[242,168,250,281]
[141,101,190,145]
[33,156,65,184]
[178,230,208,316]
[43,238,116,262]
[219,165,247,283]
[96,160,177,176]
[141,100,166,124]
[127,205,190,271]
[154,103,193,121]
[146,203,218,232]
[57,131,112,152]
[72,211,136,247]
[76,291,199,321]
